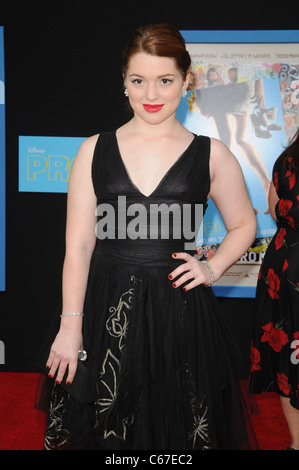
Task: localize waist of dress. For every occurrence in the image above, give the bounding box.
[93,238,195,267]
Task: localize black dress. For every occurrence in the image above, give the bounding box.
[250,155,299,409]
[42,131,257,450]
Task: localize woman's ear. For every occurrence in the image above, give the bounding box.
[122,72,127,89]
[184,69,191,89]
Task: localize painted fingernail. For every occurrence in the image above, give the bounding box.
[172,283,177,288]
[46,365,50,369]
[55,380,60,384]
[66,381,71,385]
[172,253,177,257]
[48,374,53,378]
[183,287,187,291]
[168,274,173,279]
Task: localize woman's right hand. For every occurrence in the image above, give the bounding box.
[46,322,83,385]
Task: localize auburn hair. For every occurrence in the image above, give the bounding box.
[122,24,191,80]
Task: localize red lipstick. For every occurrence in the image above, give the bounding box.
[143,104,164,113]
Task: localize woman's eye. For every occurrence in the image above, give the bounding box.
[161,78,172,84]
[132,79,143,85]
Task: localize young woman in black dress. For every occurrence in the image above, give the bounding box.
[43,24,257,450]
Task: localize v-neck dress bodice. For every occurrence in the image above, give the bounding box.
[113,133,197,198]
[93,131,210,201]
[91,132,210,266]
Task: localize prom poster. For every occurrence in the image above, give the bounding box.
[178,30,299,297]
[0,27,5,291]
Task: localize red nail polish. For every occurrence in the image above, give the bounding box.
[66,381,71,385]
[55,380,60,385]
[168,274,173,279]
[46,365,50,369]
[173,253,177,257]
[48,374,53,378]
[172,283,177,288]
[183,287,187,291]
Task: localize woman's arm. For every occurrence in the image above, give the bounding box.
[169,138,257,289]
[268,181,279,221]
[203,138,257,280]
[46,134,99,384]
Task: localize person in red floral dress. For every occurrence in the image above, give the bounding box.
[250,129,299,450]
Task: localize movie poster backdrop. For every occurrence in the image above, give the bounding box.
[176,30,299,296]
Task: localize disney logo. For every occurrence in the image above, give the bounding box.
[27,146,45,155]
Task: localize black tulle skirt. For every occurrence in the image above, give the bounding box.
[37,249,258,450]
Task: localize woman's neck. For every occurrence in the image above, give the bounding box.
[122,115,186,140]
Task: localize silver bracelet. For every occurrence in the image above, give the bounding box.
[206,262,215,285]
[60,312,84,318]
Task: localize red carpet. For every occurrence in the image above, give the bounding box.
[0,372,291,450]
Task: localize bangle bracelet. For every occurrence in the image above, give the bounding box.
[60,312,84,318]
[206,262,215,285]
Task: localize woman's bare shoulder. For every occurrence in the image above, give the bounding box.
[210,137,232,157]
[80,133,100,152]
[73,134,100,165]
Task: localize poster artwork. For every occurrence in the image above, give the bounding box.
[177,40,299,267]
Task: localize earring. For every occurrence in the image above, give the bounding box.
[124,88,129,97]
[182,89,187,98]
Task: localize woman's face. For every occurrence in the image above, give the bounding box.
[124,52,189,125]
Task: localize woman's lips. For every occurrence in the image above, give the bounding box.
[143,104,164,113]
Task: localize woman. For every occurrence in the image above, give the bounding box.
[250,130,299,450]
[42,24,257,450]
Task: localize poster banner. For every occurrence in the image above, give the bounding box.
[18,136,85,193]
[177,30,299,297]
[0,27,5,291]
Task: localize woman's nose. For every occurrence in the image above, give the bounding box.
[145,83,159,101]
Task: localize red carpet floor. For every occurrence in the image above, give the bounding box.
[0,372,291,450]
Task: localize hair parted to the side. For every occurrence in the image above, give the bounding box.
[122,24,191,80]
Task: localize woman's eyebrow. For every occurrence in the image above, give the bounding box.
[128,73,176,78]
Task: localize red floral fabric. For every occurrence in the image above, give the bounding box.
[250,156,299,409]
[261,322,288,352]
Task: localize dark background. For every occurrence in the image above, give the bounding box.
[0,1,297,374]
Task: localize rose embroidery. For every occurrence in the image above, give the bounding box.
[261,322,288,352]
[282,259,288,272]
[277,372,290,395]
[250,346,261,372]
[278,199,293,218]
[266,268,280,299]
[286,215,295,228]
[286,157,296,189]
[274,228,286,250]
[277,199,295,227]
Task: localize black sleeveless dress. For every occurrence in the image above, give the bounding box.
[250,155,299,408]
[42,131,257,450]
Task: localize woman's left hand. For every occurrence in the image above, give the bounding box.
[168,253,215,290]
